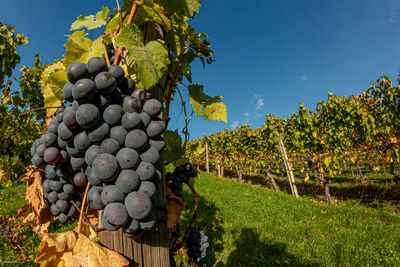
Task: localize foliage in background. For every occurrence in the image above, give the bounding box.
[0,22,46,183]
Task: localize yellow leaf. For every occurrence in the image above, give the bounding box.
[312,131,318,138]
[304,174,310,182]
[324,157,332,167]
[390,136,397,144]
[350,157,357,164]
[166,184,185,229]
[35,231,129,267]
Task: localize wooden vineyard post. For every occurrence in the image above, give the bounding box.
[98,153,170,266]
[205,141,209,173]
[278,138,299,198]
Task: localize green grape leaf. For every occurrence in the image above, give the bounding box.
[158,0,201,18]
[63,31,103,69]
[188,84,228,123]
[164,129,185,163]
[41,62,67,107]
[136,2,171,31]
[115,24,169,89]
[70,7,110,31]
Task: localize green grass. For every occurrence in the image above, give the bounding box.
[1,174,400,266]
[177,172,400,266]
[0,182,76,266]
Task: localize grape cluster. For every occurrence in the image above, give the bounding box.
[165,163,197,199]
[30,56,166,237]
[186,228,209,262]
[30,107,84,223]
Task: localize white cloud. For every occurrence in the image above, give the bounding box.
[231,120,239,129]
[389,0,399,23]
[243,112,250,117]
[254,94,264,111]
[300,75,307,80]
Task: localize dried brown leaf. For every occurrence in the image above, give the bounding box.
[35,230,129,267]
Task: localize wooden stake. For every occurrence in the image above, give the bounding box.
[278,138,299,198]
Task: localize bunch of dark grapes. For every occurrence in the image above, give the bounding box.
[30,107,84,223]
[298,172,305,182]
[186,228,209,262]
[30,56,166,237]
[280,165,285,177]
[165,163,197,199]
[369,164,374,173]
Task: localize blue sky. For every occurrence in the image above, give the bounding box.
[2,0,400,140]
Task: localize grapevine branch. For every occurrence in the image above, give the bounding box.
[165,52,186,128]
[172,181,199,254]
[77,182,91,233]
[21,106,67,115]
[113,0,144,65]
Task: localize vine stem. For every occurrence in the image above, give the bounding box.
[165,53,187,128]
[113,0,145,65]
[77,182,91,233]
[172,181,199,254]
[175,86,190,149]
[21,106,67,115]
[102,41,111,67]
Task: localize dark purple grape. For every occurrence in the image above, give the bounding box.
[103,104,123,126]
[125,129,148,152]
[73,172,87,187]
[44,147,60,164]
[143,99,162,118]
[149,137,165,152]
[87,57,107,76]
[36,144,47,158]
[87,122,110,144]
[48,191,58,203]
[76,104,100,129]
[123,96,141,113]
[138,181,156,197]
[115,169,140,194]
[73,131,91,152]
[85,145,103,166]
[72,78,96,104]
[92,153,119,182]
[110,126,127,146]
[103,203,129,227]
[67,62,89,83]
[146,119,165,138]
[140,146,159,165]
[136,161,155,181]
[62,82,74,102]
[63,107,79,129]
[95,72,116,94]
[125,192,152,220]
[42,133,57,147]
[115,148,139,170]
[87,186,105,210]
[101,185,125,205]
[101,138,120,155]
[108,65,125,84]
[121,112,142,130]
[58,122,75,142]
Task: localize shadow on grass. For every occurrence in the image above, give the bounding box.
[218,168,400,204]
[217,228,319,267]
